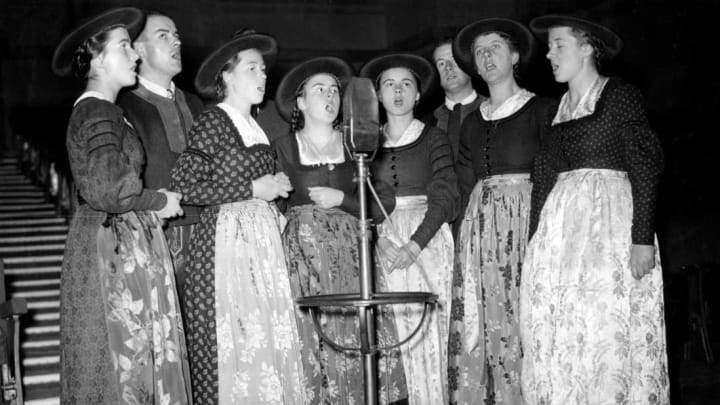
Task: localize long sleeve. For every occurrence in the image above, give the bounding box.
[528,102,558,240]
[411,128,460,249]
[456,116,477,219]
[617,85,664,245]
[68,101,166,213]
[170,108,254,205]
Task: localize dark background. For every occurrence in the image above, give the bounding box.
[1,0,719,401]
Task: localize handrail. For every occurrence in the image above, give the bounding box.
[14,132,76,217]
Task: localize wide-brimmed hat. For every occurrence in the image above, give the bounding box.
[274,56,354,122]
[530,14,623,59]
[52,7,144,77]
[194,30,278,98]
[358,53,437,102]
[453,18,535,76]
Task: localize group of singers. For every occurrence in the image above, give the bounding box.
[52,6,669,405]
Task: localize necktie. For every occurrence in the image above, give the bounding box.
[167,88,175,101]
[446,103,462,161]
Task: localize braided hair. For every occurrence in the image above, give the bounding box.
[71,24,123,80]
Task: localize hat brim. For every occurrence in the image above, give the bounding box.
[358,53,437,103]
[530,15,623,58]
[52,7,144,77]
[194,34,278,99]
[453,18,535,76]
[274,57,354,122]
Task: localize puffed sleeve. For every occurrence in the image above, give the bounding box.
[456,115,477,217]
[170,108,255,205]
[410,127,460,249]
[528,101,559,239]
[71,105,166,213]
[616,83,664,245]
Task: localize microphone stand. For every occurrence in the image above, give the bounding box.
[295,78,436,405]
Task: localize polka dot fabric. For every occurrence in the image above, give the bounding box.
[529,78,663,245]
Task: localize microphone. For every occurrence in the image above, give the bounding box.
[342,77,381,159]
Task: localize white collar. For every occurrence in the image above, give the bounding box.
[444,90,478,110]
[74,91,111,106]
[479,88,535,121]
[384,119,425,148]
[138,76,176,99]
[217,103,269,147]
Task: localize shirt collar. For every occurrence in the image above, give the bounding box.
[138,76,176,99]
[444,90,478,110]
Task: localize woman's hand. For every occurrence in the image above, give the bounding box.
[389,240,422,272]
[377,236,400,272]
[308,187,343,209]
[252,173,293,201]
[156,189,183,219]
[630,244,656,280]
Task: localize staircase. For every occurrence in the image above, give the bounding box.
[0,155,63,404]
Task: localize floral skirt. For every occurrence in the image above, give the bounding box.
[520,169,669,404]
[448,174,531,405]
[283,205,407,405]
[95,211,190,404]
[376,196,454,405]
[214,200,306,404]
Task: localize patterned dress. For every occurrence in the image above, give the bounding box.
[448,91,555,405]
[60,95,189,404]
[275,133,407,405]
[373,120,459,405]
[171,106,306,404]
[521,77,669,404]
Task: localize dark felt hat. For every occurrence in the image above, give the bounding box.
[274,56,354,122]
[452,18,535,76]
[194,30,278,98]
[52,7,144,77]
[358,53,437,102]
[530,14,623,59]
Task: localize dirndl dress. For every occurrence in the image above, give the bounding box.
[213,199,306,404]
[448,173,531,404]
[283,204,407,405]
[520,169,669,404]
[377,195,454,405]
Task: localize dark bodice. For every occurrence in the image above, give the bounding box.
[529,78,664,245]
[456,96,556,211]
[170,106,275,209]
[372,125,459,248]
[66,97,166,214]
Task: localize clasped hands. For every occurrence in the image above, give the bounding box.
[253,172,294,201]
[377,236,422,273]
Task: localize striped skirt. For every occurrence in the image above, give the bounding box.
[520,169,669,404]
[448,173,531,405]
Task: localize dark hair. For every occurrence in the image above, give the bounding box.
[213,52,243,100]
[433,36,454,53]
[569,27,607,73]
[472,30,523,82]
[71,24,123,80]
[373,67,422,95]
[290,73,342,133]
